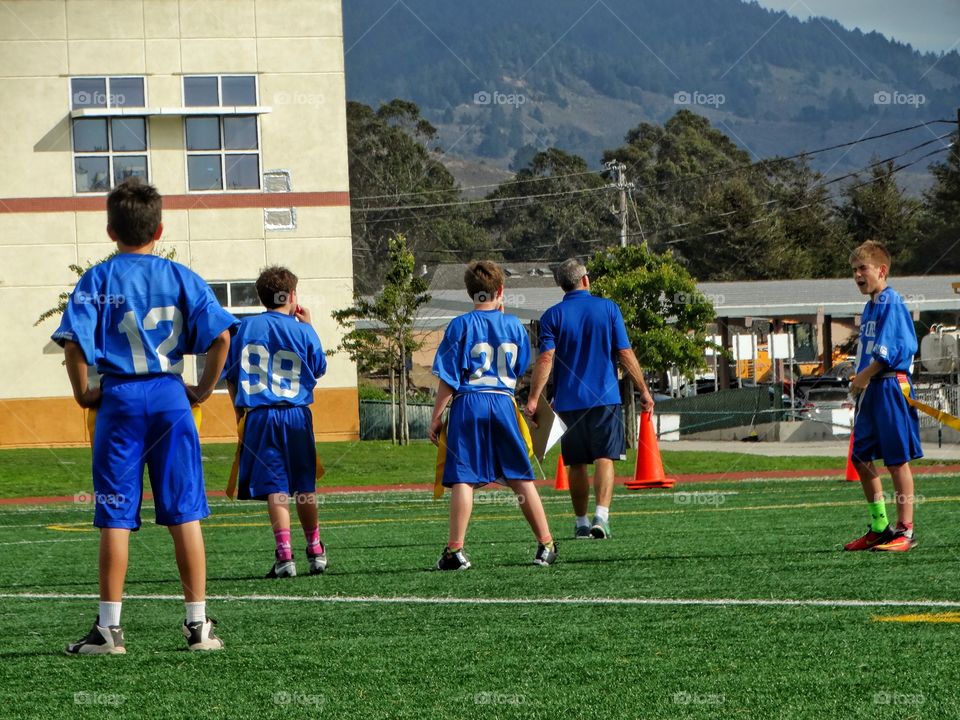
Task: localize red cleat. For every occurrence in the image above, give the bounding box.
[872,529,916,553]
[843,525,894,551]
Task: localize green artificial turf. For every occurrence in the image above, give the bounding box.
[2,476,960,718]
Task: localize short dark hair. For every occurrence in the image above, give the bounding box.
[256,266,298,309]
[464,260,505,303]
[106,177,162,246]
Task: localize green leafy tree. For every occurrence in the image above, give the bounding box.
[348,99,491,293]
[332,234,431,445]
[587,243,716,442]
[914,135,960,274]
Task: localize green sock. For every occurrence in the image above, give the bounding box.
[868,500,889,532]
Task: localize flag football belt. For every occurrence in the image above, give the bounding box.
[877,371,960,432]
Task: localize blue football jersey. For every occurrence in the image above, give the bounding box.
[51,253,238,377]
[433,310,530,394]
[223,311,327,408]
[538,290,631,412]
[855,286,917,373]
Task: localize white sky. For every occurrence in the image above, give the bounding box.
[754,0,960,53]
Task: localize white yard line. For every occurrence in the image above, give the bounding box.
[0,539,85,546]
[2,592,960,609]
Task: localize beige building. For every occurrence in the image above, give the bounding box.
[0,0,358,447]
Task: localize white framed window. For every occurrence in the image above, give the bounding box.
[183,76,261,191]
[198,280,262,391]
[71,77,149,193]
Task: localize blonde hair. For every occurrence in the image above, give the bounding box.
[849,240,891,269]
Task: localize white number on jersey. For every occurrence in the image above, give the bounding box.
[467,342,519,389]
[118,306,184,374]
[240,344,301,398]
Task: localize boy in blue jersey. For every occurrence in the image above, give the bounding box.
[844,240,922,553]
[526,259,654,539]
[52,178,237,654]
[223,266,328,578]
[428,261,556,569]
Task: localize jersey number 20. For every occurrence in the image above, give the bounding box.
[468,342,519,389]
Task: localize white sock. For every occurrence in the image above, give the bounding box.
[99,601,122,628]
[575,515,590,528]
[594,505,610,523]
[185,601,206,625]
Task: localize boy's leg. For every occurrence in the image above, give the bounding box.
[267,492,293,559]
[168,520,206,603]
[295,492,327,574]
[506,479,552,544]
[887,463,915,527]
[448,483,474,549]
[99,528,130,603]
[843,458,894,551]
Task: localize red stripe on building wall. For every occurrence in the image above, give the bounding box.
[0,192,350,213]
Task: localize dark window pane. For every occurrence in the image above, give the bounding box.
[186,117,220,150]
[184,76,218,106]
[230,283,260,307]
[111,118,146,151]
[225,154,259,189]
[71,78,106,108]
[109,77,145,108]
[73,119,108,152]
[209,283,228,306]
[113,156,148,186]
[188,155,223,190]
[223,117,257,150]
[75,157,110,192]
[221,76,256,106]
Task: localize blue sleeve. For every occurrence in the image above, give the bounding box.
[307,326,327,379]
[51,270,100,365]
[538,309,557,353]
[432,320,464,391]
[221,325,242,384]
[871,297,917,369]
[183,274,239,354]
[611,303,630,351]
[515,318,531,377]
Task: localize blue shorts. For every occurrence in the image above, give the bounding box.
[558,404,626,465]
[853,376,923,467]
[237,406,317,500]
[92,375,208,530]
[442,392,534,486]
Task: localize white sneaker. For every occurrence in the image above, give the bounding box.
[265,558,297,578]
[183,618,224,651]
[65,618,126,655]
[307,545,328,575]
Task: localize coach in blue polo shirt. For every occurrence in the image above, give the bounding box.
[526,258,654,539]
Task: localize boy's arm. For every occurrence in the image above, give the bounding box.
[64,341,101,409]
[850,359,886,396]
[428,380,455,446]
[186,330,231,404]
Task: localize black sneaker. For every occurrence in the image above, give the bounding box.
[534,541,558,566]
[183,617,224,651]
[65,617,125,655]
[436,546,471,570]
[307,543,328,575]
[265,558,297,578]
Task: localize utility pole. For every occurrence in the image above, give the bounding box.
[606,160,634,247]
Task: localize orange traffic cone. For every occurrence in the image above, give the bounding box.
[845,434,859,482]
[554,454,570,491]
[626,412,675,490]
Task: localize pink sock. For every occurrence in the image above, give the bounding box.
[304,526,323,555]
[274,528,292,561]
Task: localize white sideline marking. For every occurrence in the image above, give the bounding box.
[0,539,85,546]
[2,592,960,609]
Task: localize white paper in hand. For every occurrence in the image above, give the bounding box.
[528,394,567,462]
